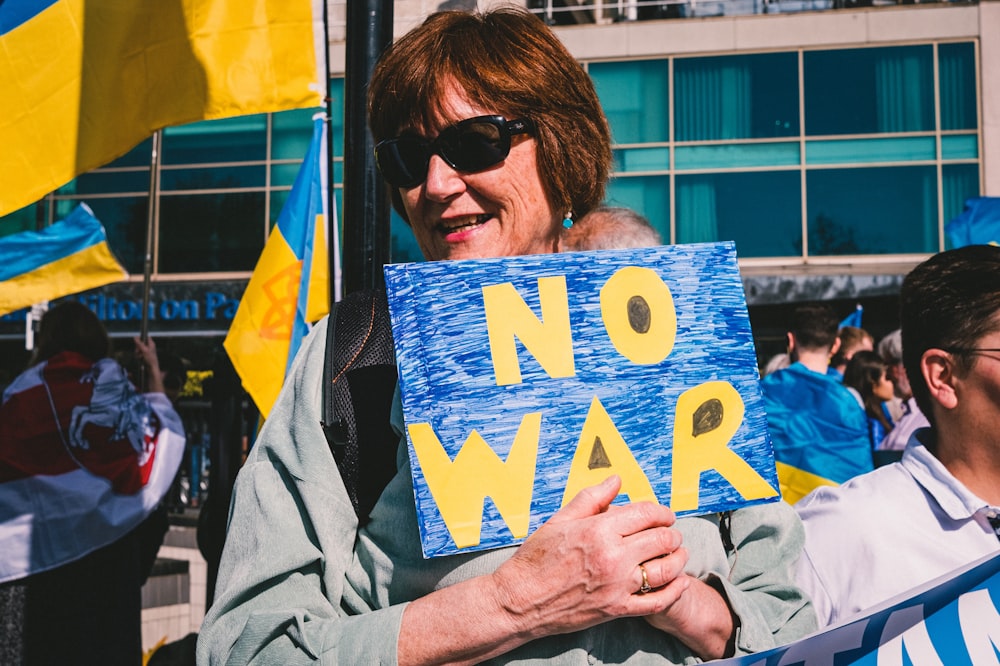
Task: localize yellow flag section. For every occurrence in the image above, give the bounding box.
[224,116,329,418]
[0,204,127,316]
[0,0,324,217]
[774,460,838,505]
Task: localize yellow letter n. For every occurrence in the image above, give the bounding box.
[408,413,541,550]
[670,381,778,513]
[482,277,575,386]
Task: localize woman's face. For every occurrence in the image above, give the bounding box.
[397,82,560,261]
[873,369,896,402]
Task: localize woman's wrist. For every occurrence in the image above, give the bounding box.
[398,573,537,666]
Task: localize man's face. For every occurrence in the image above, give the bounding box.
[887,361,911,400]
[954,327,1000,440]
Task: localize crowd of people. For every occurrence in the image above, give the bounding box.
[2,6,997,665]
[760,303,932,504]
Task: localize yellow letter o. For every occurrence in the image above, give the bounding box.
[600,266,676,365]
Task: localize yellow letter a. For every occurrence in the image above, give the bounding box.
[561,397,657,507]
[483,277,575,386]
[670,381,778,513]
[408,413,541,549]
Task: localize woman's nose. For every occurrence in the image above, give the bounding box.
[423,154,466,201]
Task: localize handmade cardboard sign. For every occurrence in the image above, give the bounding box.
[383,241,779,559]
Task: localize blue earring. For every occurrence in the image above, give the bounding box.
[562,213,573,229]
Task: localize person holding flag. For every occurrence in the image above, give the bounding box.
[0,301,185,665]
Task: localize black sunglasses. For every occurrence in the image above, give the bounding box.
[374,115,534,188]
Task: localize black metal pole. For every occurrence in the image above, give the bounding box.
[341,0,393,296]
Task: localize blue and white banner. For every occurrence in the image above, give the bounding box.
[718,550,1000,665]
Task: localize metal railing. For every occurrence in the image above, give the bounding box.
[524,0,974,24]
[322,0,977,38]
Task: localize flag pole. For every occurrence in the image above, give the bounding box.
[322,0,339,305]
[139,129,162,389]
[342,0,393,296]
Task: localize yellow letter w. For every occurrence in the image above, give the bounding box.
[408,413,541,550]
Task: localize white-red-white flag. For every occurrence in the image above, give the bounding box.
[0,352,185,583]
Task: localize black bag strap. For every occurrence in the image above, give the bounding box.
[320,289,398,524]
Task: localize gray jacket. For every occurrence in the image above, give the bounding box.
[197,316,816,665]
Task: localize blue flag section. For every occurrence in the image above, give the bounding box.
[0,203,127,316]
[714,550,1000,665]
[384,242,780,558]
[0,0,59,36]
[946,196,1000,248]
[840,304,863,329]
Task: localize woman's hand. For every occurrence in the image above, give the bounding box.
[398,476,733,666]
[496,474,737,660]
[642,573,736,660]
[489,474,689,639]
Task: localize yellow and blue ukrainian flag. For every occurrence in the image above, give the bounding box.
[0,203,127,316]
[224,115,331,418]
[0,0,325,217]
[761,363,874,504]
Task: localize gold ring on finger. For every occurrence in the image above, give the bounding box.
[638,563,652,594]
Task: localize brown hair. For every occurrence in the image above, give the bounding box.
[788,303,840,352]
[830,325,872,369]
[31,301,110,366]
[901,245,1000,427]
[843,350,892,433]
[367,8,612,224]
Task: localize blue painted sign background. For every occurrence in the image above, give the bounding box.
[384,241,779,558]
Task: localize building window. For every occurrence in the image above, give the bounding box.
[590,60,669,144]
[804,46,935,136]
[674,52,799,141]
[676,171,802,257]
[589,39,981,261]
[606,174,671,241]
[806,166,938,255]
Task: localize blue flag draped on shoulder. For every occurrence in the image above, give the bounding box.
[761,363,873,504]
[0,203,127,316]
[224,115,331,418]
[946,197,1000,248]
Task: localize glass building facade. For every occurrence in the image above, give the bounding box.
[590,40,980,260]
[0,40,981,271]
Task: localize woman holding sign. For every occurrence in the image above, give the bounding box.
[199,8,815,664]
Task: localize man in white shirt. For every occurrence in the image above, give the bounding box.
[795,244,1000,627]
